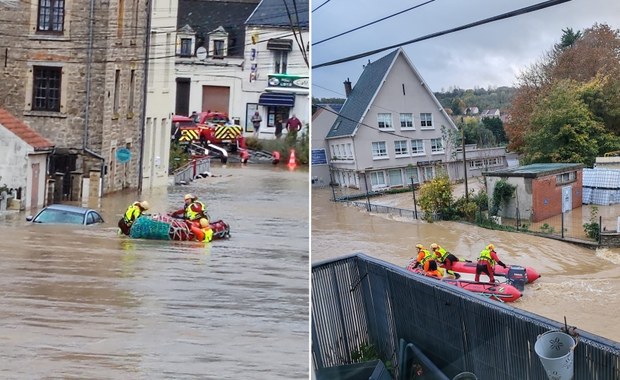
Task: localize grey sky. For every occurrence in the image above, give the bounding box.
[311,0,620,99]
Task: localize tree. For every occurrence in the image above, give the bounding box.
[521,79,620,166]
[555,27,582,51]
[481,117,506,144]
[418,174,453,222]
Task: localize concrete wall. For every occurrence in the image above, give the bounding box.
[0,126,30,193]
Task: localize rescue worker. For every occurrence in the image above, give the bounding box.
[189,217,213,242]
[118,200,150,235]
[411,244,441,276]
[475,243,507,283]
[431,243,462,279]
[171,194,207,221]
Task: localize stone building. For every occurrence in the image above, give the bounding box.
[0,0,149,200]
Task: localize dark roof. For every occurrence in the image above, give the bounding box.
[0,107,54,151]
[483,163,584,178]
[177,0,261,57]
[245,0,309,28]
[326,49,399,139]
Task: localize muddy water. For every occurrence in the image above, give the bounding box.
[0,164,309,379]
[312,188,620,343]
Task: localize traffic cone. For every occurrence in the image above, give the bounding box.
[288,149,297,168]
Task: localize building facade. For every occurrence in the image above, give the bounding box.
[0,0,149,200]
[173,0,309,138]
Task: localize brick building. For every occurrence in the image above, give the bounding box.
[484,163,584,222]
[0,0,149,200]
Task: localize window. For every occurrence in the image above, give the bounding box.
[557,171,576,184]
[389,169,403,187]
[394,140,409,156]
[370,171,386,188]
[128,69,135,115]
[180,38,192,57]
[274,51,288,74]
[345,143,353,159]
[213,40,225,57]
[400,113,413,129]
[32,66,61,111]
[431,138,444,153]
[411,139,424,155]
[113,69,120,115]
[423,166,435,181]
[405,166,419,184]
[38,0,65,32]
[371,141,388,158]
[377,113,393,129]
[420,113,433,128]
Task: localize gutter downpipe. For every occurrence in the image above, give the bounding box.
[137,0,153,194]
[84,0,105,197]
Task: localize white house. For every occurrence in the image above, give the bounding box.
[0,108,54,210]
[142,0,177,189]
[311,104,341,187]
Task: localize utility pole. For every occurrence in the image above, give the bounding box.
[411,176,418,219]
[462,124,469,201]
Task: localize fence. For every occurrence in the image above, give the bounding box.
[173,158,211,185]
[312,253,620,380]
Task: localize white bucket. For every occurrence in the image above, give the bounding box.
[534,330,576,380]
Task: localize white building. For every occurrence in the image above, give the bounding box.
[142,0,178,189]
[174,0,309,138]
[0,108,54,210]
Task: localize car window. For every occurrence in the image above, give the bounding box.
[35,209,84,224]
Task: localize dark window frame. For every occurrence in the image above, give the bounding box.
[180,38,192,57]
[37,0,65,33]
[32,66,62,112]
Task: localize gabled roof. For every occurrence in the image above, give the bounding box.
[0,107,54,151]
[325,49,399,139]
[177,0,260,57]
[245,0,309,28]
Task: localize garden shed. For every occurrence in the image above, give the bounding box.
[483,163,584,223]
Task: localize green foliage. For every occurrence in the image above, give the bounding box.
[245,129,310,165]
[491,179,515,216]
[418,174,453,222]
[539,223,555,234]
[522,79,620,166]
[350,343,393,374]
[168,143,191,173]
[583,206,600,241]
[434,86,517,112]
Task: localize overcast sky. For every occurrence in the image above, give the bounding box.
[311,0,620,99]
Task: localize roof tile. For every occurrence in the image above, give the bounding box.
[0,107,54,151]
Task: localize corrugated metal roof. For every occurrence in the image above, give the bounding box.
[484,163,584,178]
[0,107,54,151]
[245,0,309,28]
[325,49,398,139]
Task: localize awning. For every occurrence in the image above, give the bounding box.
[258,92,295,107]
[267,38,293,51]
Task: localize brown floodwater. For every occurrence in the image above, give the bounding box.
[0,163,309,379]
[311,188,620,343]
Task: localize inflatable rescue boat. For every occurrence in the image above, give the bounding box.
[128,214,230,241]
[446,261,540,283]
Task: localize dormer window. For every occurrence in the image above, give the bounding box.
[176,24,196,57]
[208,26,229,58]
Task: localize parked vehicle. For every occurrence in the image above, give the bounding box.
[172,112,245,153]
[27,204,105,225]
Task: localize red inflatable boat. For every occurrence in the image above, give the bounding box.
[446,261,540,283]
[406,266,522,303]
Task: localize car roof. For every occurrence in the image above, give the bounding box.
[44,204,99,213]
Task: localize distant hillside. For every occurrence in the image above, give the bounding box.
[434,86,517,115]
[312,87,516,116]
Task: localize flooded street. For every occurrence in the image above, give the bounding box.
[312,188,620,343]
[0,164,309,379]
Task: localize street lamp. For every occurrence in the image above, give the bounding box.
[410,176,418,220]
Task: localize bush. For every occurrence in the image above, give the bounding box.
[418,174,453,222]
[583,206,600,241]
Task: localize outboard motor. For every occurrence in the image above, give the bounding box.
[506,265,527,291]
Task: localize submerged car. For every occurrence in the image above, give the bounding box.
[27,204,105,225]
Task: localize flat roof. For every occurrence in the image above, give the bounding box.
[483,163,584,178]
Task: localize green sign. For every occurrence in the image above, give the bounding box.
[267,74,309,90]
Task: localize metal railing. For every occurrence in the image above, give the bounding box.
[312,253,620,380]
[173,158,211,185]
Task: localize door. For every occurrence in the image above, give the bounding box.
[202,85,230,115]
[562,186,572,213]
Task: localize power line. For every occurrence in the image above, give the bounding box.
[311,0,331,13]
[312,0,435,46]
[313,0,572,69]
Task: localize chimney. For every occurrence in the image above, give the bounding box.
[344,78,352,97]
